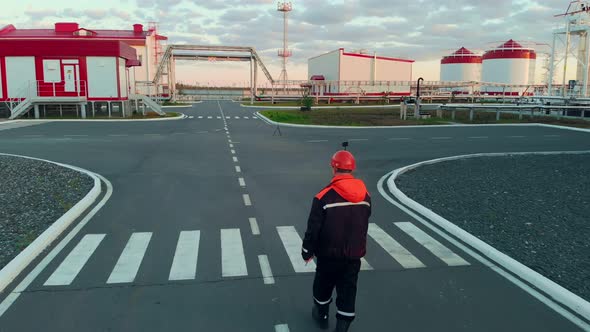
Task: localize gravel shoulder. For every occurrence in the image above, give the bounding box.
[395,154,590,302]
[0,155,94,270]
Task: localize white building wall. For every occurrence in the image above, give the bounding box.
[119,58,127,98]
[340,55,412,94]
[5,57,36,98]
[132,46,148,81]
[482,58,535,92]
[308,50,340,94]
[87,57,118,98]
[441,63,482,82]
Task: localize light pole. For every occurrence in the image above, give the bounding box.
[415,77,424,119]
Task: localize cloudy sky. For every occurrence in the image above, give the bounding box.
[0,0,576,85]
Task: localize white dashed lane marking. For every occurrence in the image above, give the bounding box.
[249,218,260,235]
[242,194,252,206]
[258,255,275,285]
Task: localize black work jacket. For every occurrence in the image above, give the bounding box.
[302,174,371,259]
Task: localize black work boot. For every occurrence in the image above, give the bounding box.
[333,319,352,332]
[312,303,329,330]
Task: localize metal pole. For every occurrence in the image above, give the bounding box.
[549,33,557,95]
[250,58,254,105]
[415,77,423,119]
[563,21,571,97]
[584,32,590,97]
[254,59,258,100]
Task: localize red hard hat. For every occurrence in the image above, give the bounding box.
[331,150,356,171]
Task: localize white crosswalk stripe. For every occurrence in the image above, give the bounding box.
[395,222,470,266]
[367,223,425,269]
[276,226,316,273]
[169,231,201,281]
[107,232,152,284]
[44,234,105,286]
[221,229,248,277]
[42,222,469,287]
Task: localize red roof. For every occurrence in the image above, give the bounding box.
[0,39,138,61]
[441,47,482,64]
[498,39,523,49]
[0,23,166,44]
[452,47,475,56]
[483,39,536,60]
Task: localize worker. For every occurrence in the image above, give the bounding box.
[301,148,372,332]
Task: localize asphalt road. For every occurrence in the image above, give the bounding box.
[0,101,588,331]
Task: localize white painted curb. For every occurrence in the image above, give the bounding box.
[387,151,590,323]
[1,113,187,124]
[256,111,590,132]
[162,105,193,108]
[0,153,102,293]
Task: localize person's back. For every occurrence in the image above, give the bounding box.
[301,149,371,332]
[313,174,370,260]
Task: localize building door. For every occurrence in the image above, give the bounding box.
[63,65,77,93]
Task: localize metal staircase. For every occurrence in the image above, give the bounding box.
[131,94,166,115]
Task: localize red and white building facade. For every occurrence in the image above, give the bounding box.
[308,48,414,96]
[0,22,167,117]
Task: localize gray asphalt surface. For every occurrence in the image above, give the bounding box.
[0,101,588,332]
[0,155,94,269]
[396,154,590,303]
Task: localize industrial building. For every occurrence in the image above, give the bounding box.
[440,47,482,82]
[481,39,536,95]
[307,48,414,96]
[0,22,167,119]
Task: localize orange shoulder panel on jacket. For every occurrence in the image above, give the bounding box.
[315,186,333,200]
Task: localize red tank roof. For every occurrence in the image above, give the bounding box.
[483,39,536,60]
[441,47,482,64]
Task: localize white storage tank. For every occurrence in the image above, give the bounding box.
[481,39,536,95]
[440,47,482,82]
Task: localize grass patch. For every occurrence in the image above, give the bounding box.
[244,100,395,107]
[260,109,590,128]
[261,109,448,126]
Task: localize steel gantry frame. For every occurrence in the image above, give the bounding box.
[550,1,590,97]
[145,45,275,104]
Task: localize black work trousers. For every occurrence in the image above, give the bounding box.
[312,257,361,322]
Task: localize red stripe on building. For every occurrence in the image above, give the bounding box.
[0,39,138,60]
[441,57,483,64]
[483,50,537,60]
[342,52,415,63]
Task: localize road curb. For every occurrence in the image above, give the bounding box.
[243,104,400,110]
[0,153,102,293]
[386,151,590,325]
[256,111,590,131]
[162,105,194,108]
[1,113,187,124]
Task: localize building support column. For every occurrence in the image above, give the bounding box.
[253,60,258,100]
[250,58,254,105]
[81,103,87,119]
[34,104,40,119]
